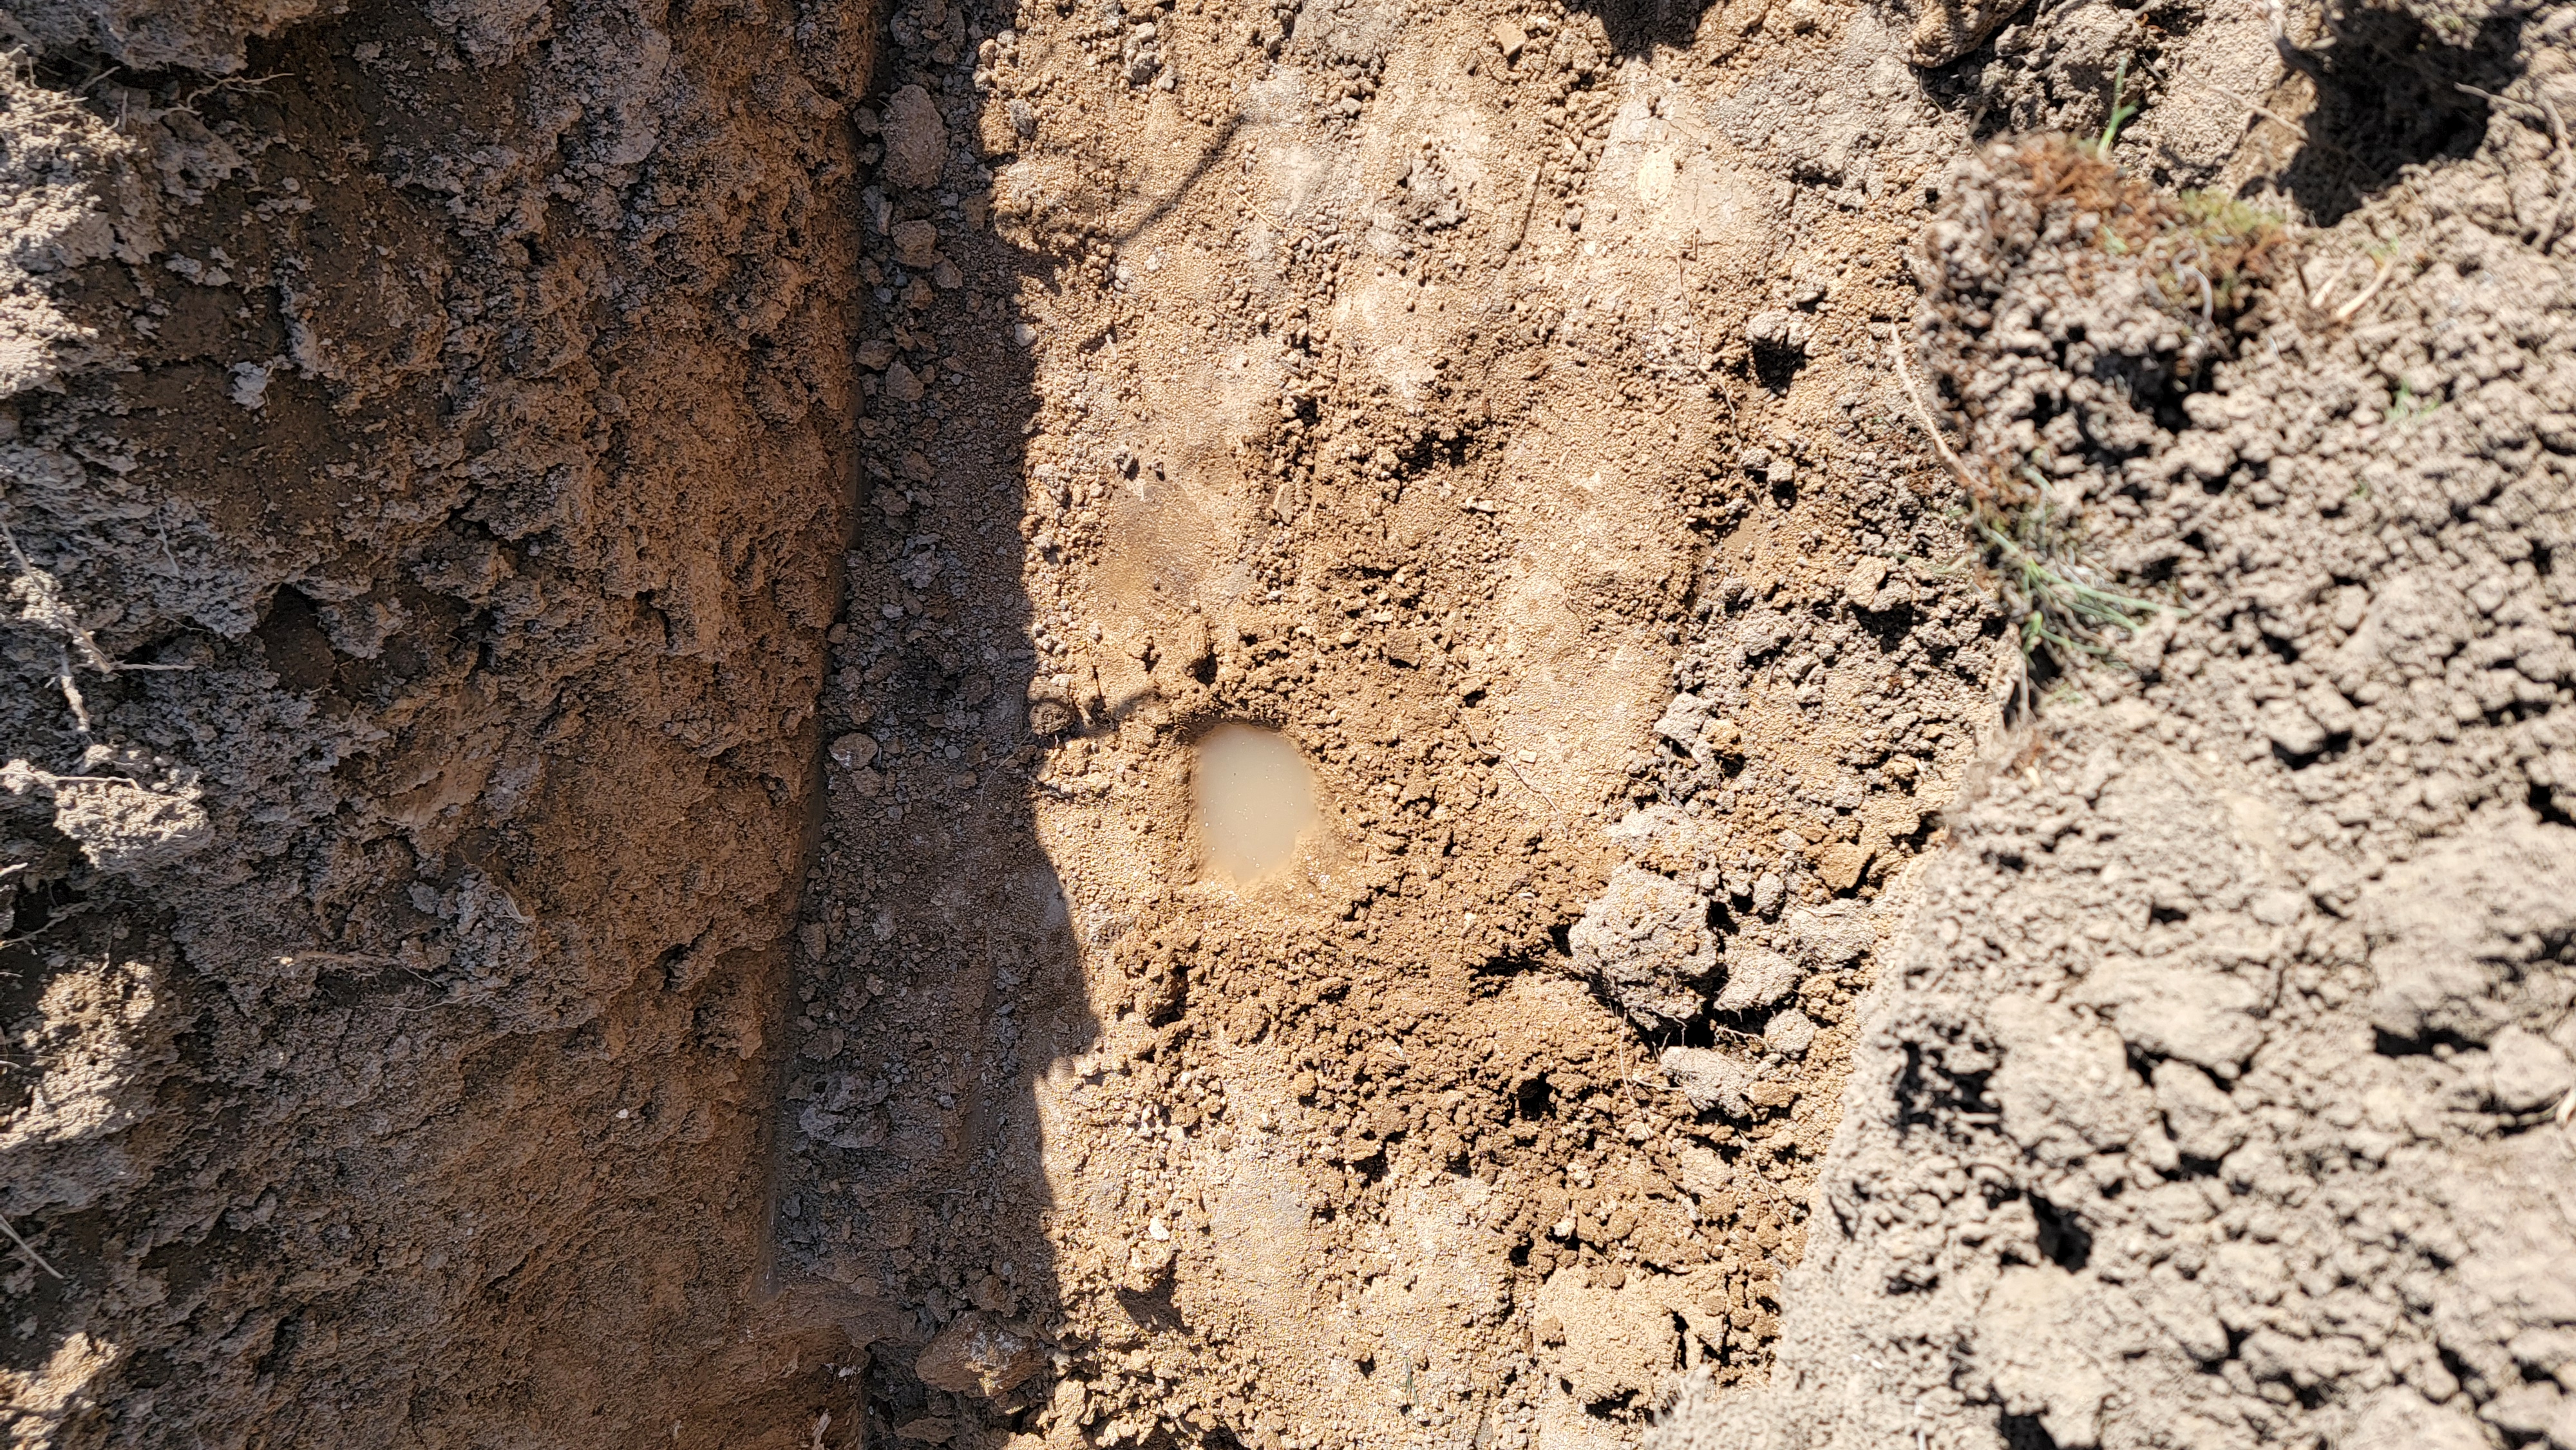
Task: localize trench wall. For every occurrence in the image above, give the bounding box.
[1,2,878,1443]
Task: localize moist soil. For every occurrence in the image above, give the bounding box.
[0,0,2570,1447]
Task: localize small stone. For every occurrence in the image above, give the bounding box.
[933,260,963,290]
[1491,18,1526,56]
[892,219,941,267]
[831,733,881,770]
[1816,841,1871,892]
[1844,556,1889,609]
[915,1312,1046,1398]
[884,361,926,403]
[857,338,898,370]
[882,84,949,189]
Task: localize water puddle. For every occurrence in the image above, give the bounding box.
[1193,725,1315,883]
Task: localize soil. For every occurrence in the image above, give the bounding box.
[1,0,2570,1447]
[0,1,875,1442]
[1662,11,2576,1445]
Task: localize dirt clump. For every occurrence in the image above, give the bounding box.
[1661,8,2576,1446]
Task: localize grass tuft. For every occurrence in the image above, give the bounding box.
[1891,342,2173,679]
[2385,380,2442,426]
[1897,135,2289,689]
[1979,467,2169,668]
[2086,60,2141,158]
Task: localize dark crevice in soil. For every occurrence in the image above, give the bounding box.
[2030,1194,2093,1271]
[2000,1411,2063,1450]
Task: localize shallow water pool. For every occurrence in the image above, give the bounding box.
[1192,725,1314,883]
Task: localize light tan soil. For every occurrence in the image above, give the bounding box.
[784,3,2009,1445]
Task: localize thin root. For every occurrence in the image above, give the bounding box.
[1,1212,65,1280]
[2173,71,2307,136]
[1887,335,1980,491]
[2331,257,2393,323]
[2456,81,2574,249]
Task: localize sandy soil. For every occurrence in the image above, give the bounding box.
[776,0,2034,1440]
[1,0,2570,1446]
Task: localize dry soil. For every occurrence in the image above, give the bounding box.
[1,0,2570,1447]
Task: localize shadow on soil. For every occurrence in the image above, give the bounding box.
[765,122,1112,1447]
[2270,3,2517,223]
